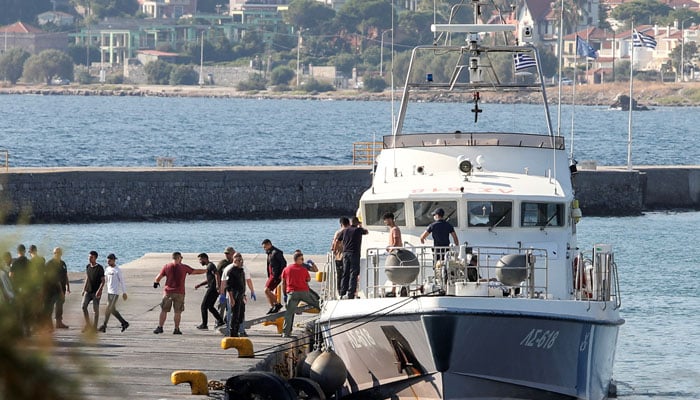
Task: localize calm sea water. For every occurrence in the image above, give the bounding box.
[0,95,698,167]
[1,95,698,398]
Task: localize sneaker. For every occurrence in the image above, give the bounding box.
[173,328,182,335]
[238,331,248,337]
[271,303,283,313]
[121,322,129,332]
[196,324,208,330]
[153,326,163,334]
[215,320,226,328]
[98,325,106,333]
[56,322,69,329]
[266,305,276,314]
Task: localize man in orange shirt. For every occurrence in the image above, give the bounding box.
[280,252,320,338]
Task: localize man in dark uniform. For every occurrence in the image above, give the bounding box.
[420,207,459,253]
[262,239,286,314]
[81,250,105,333]
[337,217,368,299]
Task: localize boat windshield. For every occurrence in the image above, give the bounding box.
[413,201,459,227]
[363,202,407,226]
[520,202,566,228]
[467,201,513,228]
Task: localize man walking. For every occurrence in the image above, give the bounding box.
[153,252,206,335]
[81,251,105,333]
[43,247,70,329]
[98,254,129,333]
[281,252,320,338]
[216,247,235,318]
[220,252,246,337]
[262,239,286,314]
[337,217,368,299]
[194,252,225,330]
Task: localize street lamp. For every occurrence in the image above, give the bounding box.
[380,29,393,77]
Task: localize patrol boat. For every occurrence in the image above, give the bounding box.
[314,5,624,400]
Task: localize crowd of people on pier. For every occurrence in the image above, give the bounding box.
[0,210,455,338]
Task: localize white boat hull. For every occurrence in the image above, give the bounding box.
[318,297,622,400]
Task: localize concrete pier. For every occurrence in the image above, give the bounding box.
[0,165,698,222]
[51,252,324,399]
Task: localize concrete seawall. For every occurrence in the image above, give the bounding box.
[1,165,698,222]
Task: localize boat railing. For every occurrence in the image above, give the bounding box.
[384,132,564,150]
[352,141,383,165]
[357,244,550,300]
[574,246,622,308]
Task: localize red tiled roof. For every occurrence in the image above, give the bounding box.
[523,0,553,20]
[0,21,44,34]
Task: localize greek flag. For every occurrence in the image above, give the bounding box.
[576,35,598,58]
[633,30,657,49]
[513,53,536,71]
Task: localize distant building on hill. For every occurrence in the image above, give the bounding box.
[138,0,199,19]
[0,22,68,54]
[37,11,75,27]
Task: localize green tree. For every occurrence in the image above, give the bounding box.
[169,65,198,85]
[610,0,672,26]
[0,48,30,84]
[286,0,336,33]
[0,0,52,24]
[270,65,295,85]
[66,44,100,66]
[71,0,139,18]
[144,60,173,84]
[669,41,697,75]
[22,50,74,84]
[332,53,358,76]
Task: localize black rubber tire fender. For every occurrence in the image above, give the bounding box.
[224,371,297,400]
[288,377,326,400]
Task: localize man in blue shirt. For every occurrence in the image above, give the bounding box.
[420,208,459,249]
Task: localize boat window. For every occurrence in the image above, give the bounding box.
[467,201,512,228]
[363,202,406,226]
[520,202,565,227]
[413,201,459,227]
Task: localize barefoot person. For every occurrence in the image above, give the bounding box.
[153,252,206,335]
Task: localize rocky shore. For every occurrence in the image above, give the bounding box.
[2,81,699,106]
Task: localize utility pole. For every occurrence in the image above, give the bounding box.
[198,31,204,86]
[296,29,301,87]
[380,29,392,77]
[680,19,689,82]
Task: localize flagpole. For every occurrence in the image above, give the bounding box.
[571,40,577,161]
[627,22,634,171]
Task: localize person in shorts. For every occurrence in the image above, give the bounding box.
[153,252,206,335]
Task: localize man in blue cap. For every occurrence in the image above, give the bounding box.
[420,207,459,251]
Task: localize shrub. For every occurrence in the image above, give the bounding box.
[270,65,295,86]
[169,65,198,85]
[362,75,387,92]
[301,78,335,93]
[236,73,267,91]
[144,60,173,84]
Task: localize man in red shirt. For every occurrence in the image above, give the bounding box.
[281,252,320,338]
[153,252,206,335]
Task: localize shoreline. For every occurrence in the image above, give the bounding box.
[2,81,700,106]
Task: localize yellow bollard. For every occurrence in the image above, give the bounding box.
[221,337,255,358]
[315,271,326,282]
[171,370,209,395]
[263,316,285,333]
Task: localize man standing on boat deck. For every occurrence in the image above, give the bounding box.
[153,252,206,335]
[383,212,403,250]
[262,239,286,314]
[420,208,459,257]
[337,217,368,299]
[331,217,349,296]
